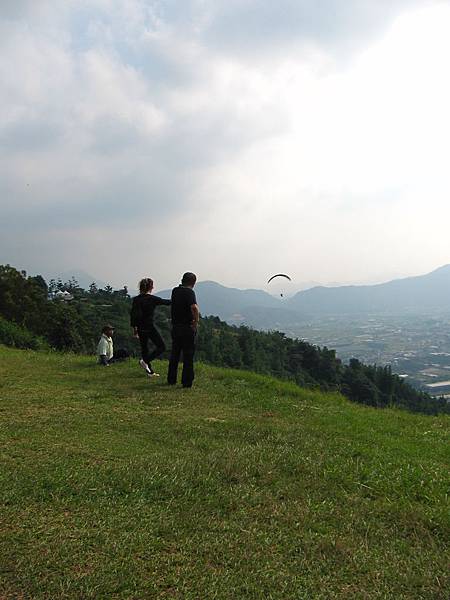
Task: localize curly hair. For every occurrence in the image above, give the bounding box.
[139,278,154,294]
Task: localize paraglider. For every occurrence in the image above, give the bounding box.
[267,274,292,297]
[267,274,292,284]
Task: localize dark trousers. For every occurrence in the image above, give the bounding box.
[167,325,196,387]
[110,348,129,362]
[138,325,165,365]
[99,348,129,366]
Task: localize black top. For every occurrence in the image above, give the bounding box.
[130,294,171,330]
[171,285,197,326]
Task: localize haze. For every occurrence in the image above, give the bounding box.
[1,0,450,291]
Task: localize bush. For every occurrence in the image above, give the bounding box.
[0,316,47,350]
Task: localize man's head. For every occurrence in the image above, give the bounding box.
[102,324,114,337]
[181,272,197,288]
[139,278,154,294]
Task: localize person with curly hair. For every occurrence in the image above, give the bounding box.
[130,278,171,377]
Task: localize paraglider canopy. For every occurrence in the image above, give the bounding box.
[267,273,292,298]
[267,273,292,284]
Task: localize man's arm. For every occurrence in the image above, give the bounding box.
[191,303,200,331]
[99,354,109,366]
[97,337,110,366]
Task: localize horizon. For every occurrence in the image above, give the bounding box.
[1,1,450,289]
[21,261,450,295]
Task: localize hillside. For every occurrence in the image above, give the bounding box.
[4,263,441,415]
[1,347,448,599]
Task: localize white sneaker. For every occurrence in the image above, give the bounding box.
[139,359,152,376]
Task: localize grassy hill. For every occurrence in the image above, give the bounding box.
[0,347,448,600]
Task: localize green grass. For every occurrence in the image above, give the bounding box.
[0,346,449,600]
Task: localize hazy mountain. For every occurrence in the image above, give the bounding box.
[157,280,283,319]
[157,266,450,325]
[287,265,450,315]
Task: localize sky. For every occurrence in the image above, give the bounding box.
[1,0,450,292]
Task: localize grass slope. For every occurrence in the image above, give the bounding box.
[0,346,449,600]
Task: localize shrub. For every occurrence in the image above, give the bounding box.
[0,316,47,350]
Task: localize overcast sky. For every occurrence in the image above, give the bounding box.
[1,0,450,291]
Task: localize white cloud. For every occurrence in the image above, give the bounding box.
[184,3,450,286]
[1,1,449,289]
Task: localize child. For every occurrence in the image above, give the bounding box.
[97,324,128,365]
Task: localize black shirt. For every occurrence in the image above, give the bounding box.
[130,294,171,330]
[171,285,197,326]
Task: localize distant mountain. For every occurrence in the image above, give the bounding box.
[156,266,450,326]
[104,264,448,329]
[157,280,285,321]
[287,265,450,315]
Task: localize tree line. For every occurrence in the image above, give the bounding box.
[1,264,448,415]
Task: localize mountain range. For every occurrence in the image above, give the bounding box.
[288,264,450,315]
[45,264,450,327]
[158,265,450,327]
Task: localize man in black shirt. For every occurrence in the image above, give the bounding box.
[130,278,171,376]
[167,272,199,388]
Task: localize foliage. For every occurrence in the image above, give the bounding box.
[0,264,136,355]
[196,317,448,415]
[0,316,47,350]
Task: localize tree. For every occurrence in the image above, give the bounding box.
[342,369,379,407]
[65,277,81,294]
[29,275,48,294]
[48,279,57,294]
